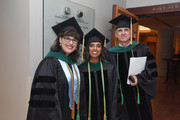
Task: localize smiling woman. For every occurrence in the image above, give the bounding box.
[59,36,78,56]
[88,42,102,63]
[26,17,88,120]
[78,28,120,120]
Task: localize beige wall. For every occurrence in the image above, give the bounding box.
[0,0,29,120]
[156,30,174,76]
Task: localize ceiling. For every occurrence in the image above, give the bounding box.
[138,14,180,31]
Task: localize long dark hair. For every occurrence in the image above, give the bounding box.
[50,30,80,60]
[83,42,107,62]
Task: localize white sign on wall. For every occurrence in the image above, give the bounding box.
[43,0,95,57]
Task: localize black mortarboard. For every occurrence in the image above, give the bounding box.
[84,28,109,46]
[109,14,138,29]
[81,28,109,60]
[52,17,83,40]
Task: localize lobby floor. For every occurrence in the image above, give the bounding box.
[151,76,180,120]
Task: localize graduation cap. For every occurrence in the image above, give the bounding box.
[109,14,138,28]
[81,28,109,60]
[52,17,83,40]
[85,28,109,46]
[109,14,138,44]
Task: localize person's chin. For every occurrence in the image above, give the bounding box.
[65,50,74,55]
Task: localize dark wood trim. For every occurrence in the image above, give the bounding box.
[153,17,173,28]
[127,2,180,16]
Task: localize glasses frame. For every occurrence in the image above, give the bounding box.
[63,37,78,44]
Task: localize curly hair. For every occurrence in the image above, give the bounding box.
[83,43,107,62]
[50,30,81,60]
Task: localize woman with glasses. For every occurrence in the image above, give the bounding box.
[27,17,85,120]
[78,28,120,120]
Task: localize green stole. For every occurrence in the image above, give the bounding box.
[79,61,109,70]
[108,41,140,105]
[46,50,76,63]
[108,41,139,53]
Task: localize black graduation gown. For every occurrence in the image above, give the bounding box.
[107,43,158,120]
[27,57,86,120]
[79,62,119,120]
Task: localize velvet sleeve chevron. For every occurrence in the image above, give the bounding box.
[136,44,158,98]
[27,57,62,120]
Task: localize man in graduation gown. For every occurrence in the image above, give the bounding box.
[79,28,119,120]
[107,15,158,120]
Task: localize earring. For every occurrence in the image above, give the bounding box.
[59,43,61,46]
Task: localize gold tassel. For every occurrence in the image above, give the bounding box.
[104,38,106,48]
[130,17,133,44]
[104,114,107,120]
[81,35,85,60]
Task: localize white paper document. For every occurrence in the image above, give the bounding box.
[127,56,147,85]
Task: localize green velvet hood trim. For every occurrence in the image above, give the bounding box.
[79,61,109,70]
[46,50,76,63]
[108,41,139,53]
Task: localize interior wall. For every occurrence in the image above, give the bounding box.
[69,0,126,48]
[156,30,174,76]
[126,0,180,8]
[0,0,29,120]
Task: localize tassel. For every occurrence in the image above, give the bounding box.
[137,93,140,104]
[121,94,124,105]
[120,84,123,105]
[76,110,80,120]
[104,38,106,48]
[136,86,140,104]
[81,35,85,60]
[72,107,74,119]
[104,114,107,120]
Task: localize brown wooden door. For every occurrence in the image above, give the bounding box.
[112,5,139,47]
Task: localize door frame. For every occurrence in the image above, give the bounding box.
[112,5,139,46]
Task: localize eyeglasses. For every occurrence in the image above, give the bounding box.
[63,37,78,44]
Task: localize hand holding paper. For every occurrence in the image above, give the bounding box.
[127,57,147,85]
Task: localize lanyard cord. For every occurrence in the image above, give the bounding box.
[117,53,124,105]
[66,63,80,119]
[88,62,107,120]
[131,49,140,104]
[117,49,140,105]
[88,62,91,120]
[72,64,80,120]
[100,61,107,120]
